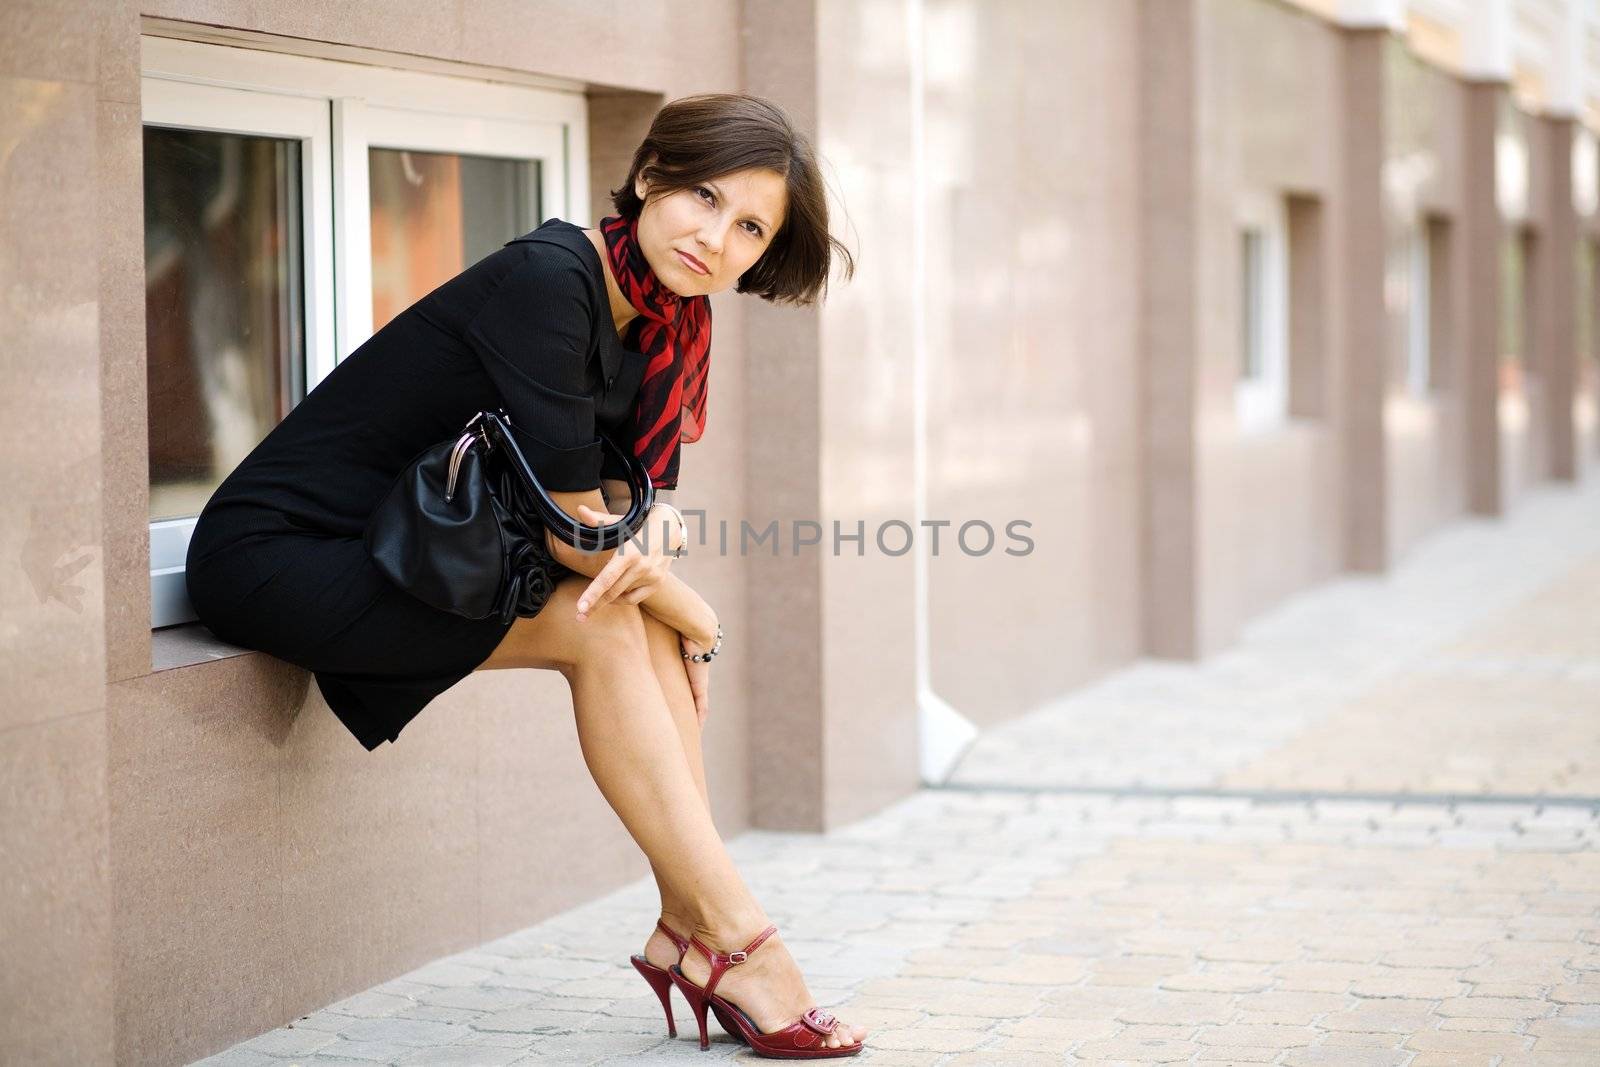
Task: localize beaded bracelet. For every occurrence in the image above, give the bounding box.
[682,623,724,663]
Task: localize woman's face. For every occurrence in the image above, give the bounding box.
[633,166,788,298]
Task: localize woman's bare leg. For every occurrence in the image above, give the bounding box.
[639,609,709,970]
[479,577,865,1047]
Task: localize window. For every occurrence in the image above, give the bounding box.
[1236,194,1289,430]
[1241,229,1267,379]
[1498,225,1535,388]
[1406,226,1430,393]
[142,35,586,628]
[1285,194,1325,418]
[1401,216,1451,396]
[1578,237,1598,375]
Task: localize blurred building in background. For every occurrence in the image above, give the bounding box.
[3,1,1597,1063]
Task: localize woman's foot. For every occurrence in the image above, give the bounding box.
[641,912,692,970]
[679,916,868,1051]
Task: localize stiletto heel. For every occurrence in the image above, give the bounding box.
[629,919,691,1037]
[631,955,679,1036]
[669,924,863,1058]
[672,966,714,1050]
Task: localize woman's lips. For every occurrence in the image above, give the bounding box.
[676,249,710,276]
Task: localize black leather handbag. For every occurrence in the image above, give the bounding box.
[364,409,655,625]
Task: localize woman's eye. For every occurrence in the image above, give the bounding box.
[742,222,763,238]
[697,186,714,203]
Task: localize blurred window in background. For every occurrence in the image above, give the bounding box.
[1498,226,1535,390]
[1241,228,1267,382]
[1236,193,1289,430]
[1405,216,1452,396]
[1577,237,1598,376]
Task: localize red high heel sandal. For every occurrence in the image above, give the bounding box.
[630,919,692,1037]
[668,924,863,1058]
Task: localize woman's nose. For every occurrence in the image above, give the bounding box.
[695,222,726,256]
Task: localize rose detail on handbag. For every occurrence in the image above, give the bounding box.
[363,410,654,625]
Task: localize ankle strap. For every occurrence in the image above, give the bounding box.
[688,924,778,1001]
[655,919,691,959]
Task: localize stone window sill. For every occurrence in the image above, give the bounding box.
[152,622,255,672]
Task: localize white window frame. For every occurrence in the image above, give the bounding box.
[340,104,568,356]
[141,35,587,629]
[1236,192,1289,431]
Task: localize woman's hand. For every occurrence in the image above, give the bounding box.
[572,502,683,620]
[680,630,714,725]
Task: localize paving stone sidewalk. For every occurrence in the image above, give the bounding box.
[196,482,1600,1066]
[951,479,1600,798]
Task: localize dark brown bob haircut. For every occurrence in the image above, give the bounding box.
[610,92,854,307]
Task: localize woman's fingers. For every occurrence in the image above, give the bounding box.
[577,557,665,617]
[571,504,672,619]
[577,557,629,618]
[573,504,629,618]
[684,657,711,725]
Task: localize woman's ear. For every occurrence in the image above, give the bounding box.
[633,156,655,203]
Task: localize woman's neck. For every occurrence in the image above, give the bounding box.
[584,228,638,341]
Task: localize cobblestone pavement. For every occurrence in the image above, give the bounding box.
[951,480,1600,797]
[196,482,1600,1066]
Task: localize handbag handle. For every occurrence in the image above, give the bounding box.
[476,409,656,553]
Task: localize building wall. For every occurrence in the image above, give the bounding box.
[921,0,1144,726]
[1497,95,1555,506]
[1580,126,1600,473]
[1192,0,1347,651]
[814,0,923,823]
[1381,36,1472,561]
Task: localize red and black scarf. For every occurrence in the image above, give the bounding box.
[599,214,712,491]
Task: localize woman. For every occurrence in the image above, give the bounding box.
[185,93,865,1057]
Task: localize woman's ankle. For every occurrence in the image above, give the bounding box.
[694,907,775,952]
[656,908,694,938]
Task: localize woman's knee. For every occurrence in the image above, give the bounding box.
[479,578,645,674]
[566,595,648,664]
[580,596,646,637]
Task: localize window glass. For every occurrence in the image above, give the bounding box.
[1407,226,1430,394]
[368,149,539,330]
[143,126,304,522]
[1499,232,1523,368]
[1577,237,1596,371]
[1241,229,1264,380]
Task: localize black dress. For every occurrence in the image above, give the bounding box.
[185,219,648,751]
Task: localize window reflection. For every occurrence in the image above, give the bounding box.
[1499,227,1535,391]
[368,149,538,330]
[143,126,304,522]
[1241,229,1265,380]
[1577,238,1597,375]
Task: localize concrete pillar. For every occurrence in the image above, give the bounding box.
[0,0,118,1060]
[1463,81,1506,515]
[739,0,921,829]
[1137,0,1200,659]
[1537,114,1579,481]
[740,0,828,830]
[1338,28,1389,572]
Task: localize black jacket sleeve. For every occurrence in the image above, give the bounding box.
[465,246,605,492]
